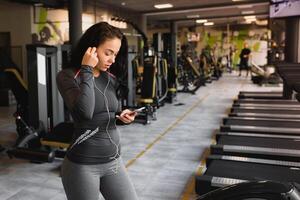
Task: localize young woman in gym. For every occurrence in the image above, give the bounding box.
[57,22,138,200]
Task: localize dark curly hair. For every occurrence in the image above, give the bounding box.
[67,22,123,70]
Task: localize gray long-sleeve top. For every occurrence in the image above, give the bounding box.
[56,66,121,164]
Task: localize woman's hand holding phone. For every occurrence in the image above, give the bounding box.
[81,47,98,68]
[116,109,137,124]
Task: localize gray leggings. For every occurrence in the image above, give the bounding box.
[61,157,138,200]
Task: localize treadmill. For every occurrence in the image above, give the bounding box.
[195,64,300,196]
[197,180,300,200]
[216,131,300,140]
[238,91,284,99]
[239,91,282,95]
[211,134,300,161]
[221,117,300,135]
[195,155,300,195]
[231,107,300,115]
[229,112,300,120]
[223,117,300,128]
[233,103,300,108]
[234,98,299,104]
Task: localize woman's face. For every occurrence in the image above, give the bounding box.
[96,37,121,71]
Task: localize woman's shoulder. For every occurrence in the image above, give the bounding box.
[57,68,76,78]
[56,68,77,85]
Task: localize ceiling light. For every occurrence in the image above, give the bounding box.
[237,5,253,9]
[196,19,208,23]
[245,18,256,22]
[204,22,214,26]
[256,19,268,26]
[241,10,255,15]
[187,14,200,18]
[244,15,256,19]
[34,3,43,6]
[121,2,126,6]
[154,3,173,9]
[241,20,252,24]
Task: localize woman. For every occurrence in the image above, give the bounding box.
[57,22,138,200]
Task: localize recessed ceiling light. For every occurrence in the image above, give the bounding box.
[187,14,200,18]
[204,22,214,26]
[121,2,126,6]
[34,3,43,6]
[237,5,253,9]
[241,10,255,15]
[196,19,208,23]
[154,3,173,9]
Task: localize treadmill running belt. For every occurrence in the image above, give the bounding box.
[224,118,300,128]
[218,135,300,149]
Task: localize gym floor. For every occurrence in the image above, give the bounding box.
[0,72,282,200]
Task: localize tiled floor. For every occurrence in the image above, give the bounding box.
[0,72,282,200]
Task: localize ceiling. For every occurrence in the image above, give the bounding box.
[7,0,271,28]
[96,0,270,28]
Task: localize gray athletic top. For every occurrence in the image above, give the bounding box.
[57,66,122,164]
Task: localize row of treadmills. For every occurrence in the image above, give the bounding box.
[196,63,300,199]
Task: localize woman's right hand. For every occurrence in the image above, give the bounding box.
[81,47,98,68]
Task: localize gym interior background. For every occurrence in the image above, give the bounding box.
[1,0,300,199]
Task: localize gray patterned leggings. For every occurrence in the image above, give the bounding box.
[61,157,138,200]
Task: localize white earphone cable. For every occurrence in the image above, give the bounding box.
[94,73,120,173]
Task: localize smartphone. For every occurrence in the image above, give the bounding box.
[133,107,146,113]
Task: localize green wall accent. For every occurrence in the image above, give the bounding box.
[38,7,48,32]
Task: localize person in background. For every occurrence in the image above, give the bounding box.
[239,42,251,76]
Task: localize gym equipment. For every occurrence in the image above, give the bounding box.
[197,180,300,200]
[250,62,280,85]
[229,112,300,119]
[231,107,300,115]
[233,103,300,109]
[26,44,65,131]
[221,117,300,137]
[196,65,300,196]
[153,32,176,103]
[135,55,159,124]
[6,44,73,163]
[1,68,29,139]
[273,63,300,99]
[217,131,300,140]
[7,114,73,163]
[176,55,204,94]
[196,155,300,195]
[212,134,300,161]
[199,45,222,81]
[234,98,299,104]
[233,99,300,108]
[7,115,56,163]
[221,124,300,135]
[223,117,300,128]
[238,91,283,99]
